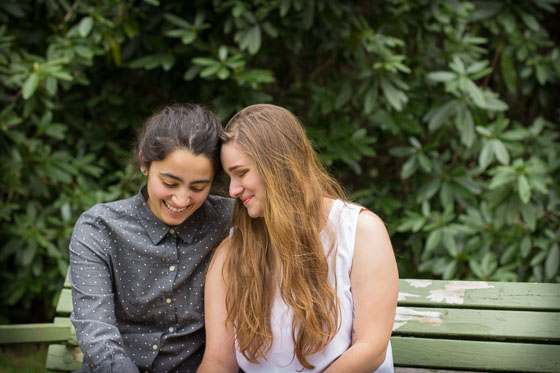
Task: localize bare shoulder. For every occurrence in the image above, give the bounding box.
[354,207,394,259]
[357,208,386,229]
[355,208,390,240]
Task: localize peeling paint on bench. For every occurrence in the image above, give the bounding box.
[393,307,443,330]
[427,281,494,305]
[398,292,421,301]
[404,279,433,288]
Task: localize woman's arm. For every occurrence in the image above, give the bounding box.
[70,211,139,372]
[325,210,399,373]
[197,239,239,373]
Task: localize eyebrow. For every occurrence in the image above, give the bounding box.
[227,165,245,172]
[159,172,211,185]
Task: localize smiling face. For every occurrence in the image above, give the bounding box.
[144,149,214,226]
[221,142,266,218]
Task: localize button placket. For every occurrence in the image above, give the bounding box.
[163,230,178,324]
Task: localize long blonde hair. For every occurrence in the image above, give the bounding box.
[221,104,346,368]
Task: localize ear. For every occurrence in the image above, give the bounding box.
[139,151,148,174]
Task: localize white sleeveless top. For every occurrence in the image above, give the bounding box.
[235,200,394,372]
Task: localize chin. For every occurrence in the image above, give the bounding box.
[164,211,192,225]
[247,210,264,219]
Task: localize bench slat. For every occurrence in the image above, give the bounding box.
[0,323,71,344]
[46,344,83,371]
[58,279,560,313]
[54,317,77,346]
[56,288,73,316]
[391,336,560,372]
[396,369,479,373]
[398,279,560,311]
[393,306,560,341]
[64,270,71,289]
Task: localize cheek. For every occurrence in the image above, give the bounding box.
[193,190,211,205]
[255,178,266,197]
[147,179,165,199]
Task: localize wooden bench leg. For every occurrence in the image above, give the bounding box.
[46,344,82,372]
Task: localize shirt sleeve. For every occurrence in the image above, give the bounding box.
[69,209,140,373]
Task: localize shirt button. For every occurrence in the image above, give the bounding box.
[166,298,172,304]
[169,265,176,272]
[152,344,158,350]
[168,327,174,333]
[169,229,175,235]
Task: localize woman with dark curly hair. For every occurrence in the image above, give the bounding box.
[70,104,233,372]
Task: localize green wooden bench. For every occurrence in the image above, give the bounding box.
[0,270,81,371]
[3,276,559,372]
[392,279,560,372]
[44,271,82,372]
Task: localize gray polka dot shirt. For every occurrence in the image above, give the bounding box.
[69,187,233,373]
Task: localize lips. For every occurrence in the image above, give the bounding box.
[241,195,253,205]
[164,200,187,213]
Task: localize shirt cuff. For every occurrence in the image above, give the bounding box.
[94,359,140,373]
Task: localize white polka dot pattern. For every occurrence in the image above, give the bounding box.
[69,187,233,372]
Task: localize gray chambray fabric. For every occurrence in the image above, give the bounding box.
[69,186,233,373]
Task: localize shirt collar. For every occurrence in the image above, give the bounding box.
[134,186,205,245]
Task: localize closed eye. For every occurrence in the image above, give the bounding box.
[163,181,177,188]
[191,186,206,192]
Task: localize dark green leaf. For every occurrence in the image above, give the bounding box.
[164,13,192,29]
[417,153,432,172]
[443,260,457,280]
[518,175,531,203]
[380,77,406,111]
[427,100,456,131]
[492,140,510,165]
[401,156,417,179]
[79,17,93,37]
[426,228,443,252]
[426,71,456,82]
[545,245,559,279]
[478,141,493,170]
[465,79,485,108]
[22,73,40,99]
[500,51,517,93]
[416,178,440,202]
[456,106,475,147]
[246,25,261,54]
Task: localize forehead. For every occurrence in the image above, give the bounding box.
[153,149,214,178]
[220,142,253,168]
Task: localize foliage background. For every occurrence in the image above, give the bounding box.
[1,0,559,323]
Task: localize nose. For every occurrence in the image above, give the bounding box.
[229,179,243,198]
[172,189,190,207]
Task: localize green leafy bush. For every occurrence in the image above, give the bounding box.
[1,0,559,322]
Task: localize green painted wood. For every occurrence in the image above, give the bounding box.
[398,279,560,311]
[64,270,71,289]
[54,317,78,346]
[391,336,560,372]
[46,344,82,371]
[396,369,479,373]
[0,323,71,344]
[48,275,560,371]
[56,288,73,316]
[393,306,560,341]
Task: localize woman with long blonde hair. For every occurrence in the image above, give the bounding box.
[198,104,398,372]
